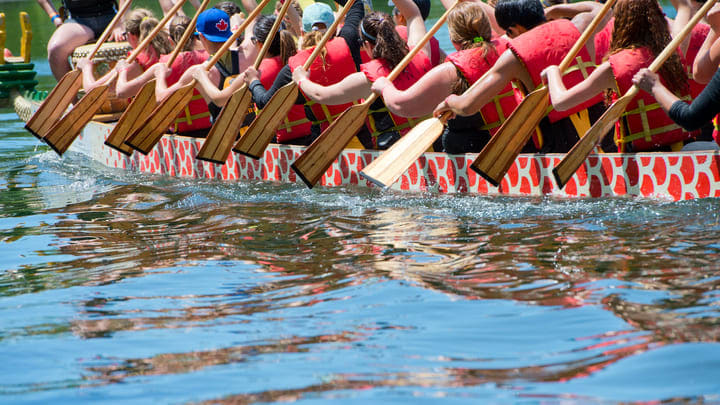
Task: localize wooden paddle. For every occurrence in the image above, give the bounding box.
[360,70,493,188]
[125,0,271,155]
[42,0,191,156]
[105,0,211,156]
[196,0,294,164]
[231,0,357,160]
[291,0,460,188]
[24,0,133,140]
[553,0,718,189]
[468,0,616,187]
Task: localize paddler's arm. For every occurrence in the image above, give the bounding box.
[393,0,429,57]
[671,0,695,55]
[568,1,605,63]
[433,49,525,117]
[76,57,117,92]
[191,67,246,107]
[694,4,720,84]
[37,0,63,27]
[115,60,150,98]
[541,61,615,112]
[294,69,369,105]
[372,62,457,118]
[337,0,366,69]
[153,64,196,102]
[245,64,293,108]
[111,0,131,41]
[634,67,720,131]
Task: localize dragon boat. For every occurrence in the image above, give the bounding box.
[14,89,720,201]
[0,12,37,106]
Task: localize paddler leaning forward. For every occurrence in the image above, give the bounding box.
[433,0,606,154]
[151,9,235,137]
[542,0,699,152]
[290,0,433,150]
[241,0,366,144]
[370,1,520,154]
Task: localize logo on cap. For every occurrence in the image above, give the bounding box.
[216,19,228,32]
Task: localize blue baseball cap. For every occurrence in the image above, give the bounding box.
[195,9,232,43]
[302,3,335,32]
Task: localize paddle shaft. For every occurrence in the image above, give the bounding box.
[196,0,294,164]
[552,0,719,188]
[291,0,461,188]
[469,0,617,186]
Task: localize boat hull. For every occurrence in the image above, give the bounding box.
[13,93,720,201]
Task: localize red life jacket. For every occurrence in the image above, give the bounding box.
[395,25,442,67]
[360,50,432,143]
[288,37,358,131]
[609,47,696,151]
[509,19,602,123]
[159,50,212,134]
[681,23,710,100]
[593,17,614,65]
[445,38,521,135]
[258,55,312,142]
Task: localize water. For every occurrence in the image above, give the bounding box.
[2,0,720,403]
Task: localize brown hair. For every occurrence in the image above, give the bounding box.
[448,2,498,94]
[300,30,328,64]
[169,15,198,52]
[608,0,687,95]
[125,9,173,55]
[361,12,408,69]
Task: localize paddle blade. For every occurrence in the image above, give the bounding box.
[291,103,370,188]
[105,80,157,155]
[125,84,195,155]
[25,69,82,139]
[553,95,633,188]
[197,86,252,164]
[470,88,549,187]
[233,83,298,159]
[360,115,446,189]
[43,85,110,156]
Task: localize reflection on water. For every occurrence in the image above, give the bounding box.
[1,30,720,405]
[1,163,719,402]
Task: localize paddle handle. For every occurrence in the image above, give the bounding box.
[166,0,212,65]
[557,0,616,73]
[252,0,294,70]
[301,0,357,70]
[206,0,273,70]
[621,0,718,102]
[87,0,134,60]
[126,0,187,63]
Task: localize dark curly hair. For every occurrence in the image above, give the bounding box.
[608,0,688,95]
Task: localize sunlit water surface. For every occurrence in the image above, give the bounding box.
[1,15,720,402]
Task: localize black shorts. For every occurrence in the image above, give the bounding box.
[67,13,115,39]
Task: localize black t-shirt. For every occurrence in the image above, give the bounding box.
[668,68,720,132]
[63,0,115,18]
